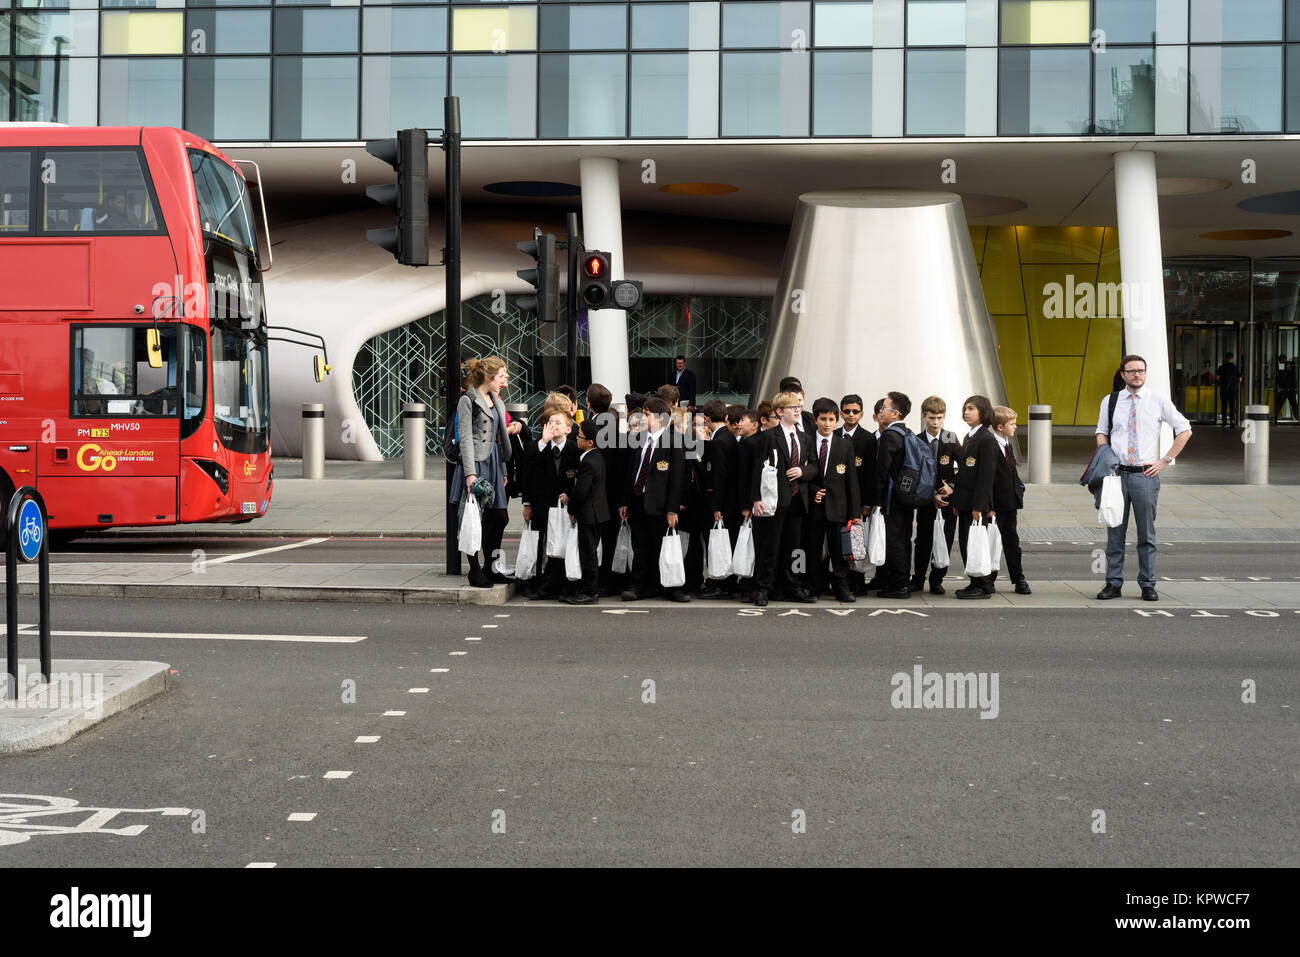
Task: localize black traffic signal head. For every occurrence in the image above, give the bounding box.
[365,128,429,266]
[516,228,558,322]
[580,250,611,309]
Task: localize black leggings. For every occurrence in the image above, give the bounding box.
[469,508,509,575]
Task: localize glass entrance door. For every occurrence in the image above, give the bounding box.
[1276,326,1299,423]
[1172,325,1238,423]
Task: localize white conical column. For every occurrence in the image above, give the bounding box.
[579,158,630,406]
[1114,150,1173,452]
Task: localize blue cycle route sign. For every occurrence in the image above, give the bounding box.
[17,497,43,563]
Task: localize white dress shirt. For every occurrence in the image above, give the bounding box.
[1096,387,1192,465]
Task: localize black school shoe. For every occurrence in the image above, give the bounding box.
[697,583,727,600]
[833,586,857,603]
[665,588,691,603]
[1014,580,1032,595]
[561,592,597,605]
[753,591,769,607]
[1096,584,1122,600]
[876,588,912,600]
[955,583,991,599]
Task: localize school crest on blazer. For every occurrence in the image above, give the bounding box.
[656,460,669,471]
[965,456,976,467]
[939,454,951,465]
[565,468,577,479]
[855,456,863,467]
[835,463,846,474]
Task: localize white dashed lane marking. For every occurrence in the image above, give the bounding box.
[204,538,329,566]
[465,636,481,641]
[323,771,353,779]
[408,688,429,694]
[383,710,406,716]
[246,862,277,868]
[449,651,468,656]
[355,736,380,744]
[429,668,450,673]
[287,813,317,822]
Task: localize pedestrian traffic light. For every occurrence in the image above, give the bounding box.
[516,228,558,322]
[579,250,611,309]
[365,128,429,266]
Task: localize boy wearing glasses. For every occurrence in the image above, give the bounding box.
[1095,355,1193,602]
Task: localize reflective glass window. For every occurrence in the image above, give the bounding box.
[1093,46,1154,133]
[1290,46,1300,129]
[540,3,625,49]
[362,55,446,138]
[0,150,30,233]
[539,52,625,136]
[1189,0,1283,43]
[1,14,8,56]
[186,10,270,55]
[723,1,811,48]
[273,0,361,6]
[99,57,183,127]
[100,0,184,7]
[1189,45,1283,133]
[13,10,97,57]
[1000,0,1088,44]
[906,48,963,132]
[907,0,964,45]
[101,10,183,55]
[813,49,870,133]
[813,1,873,47]
[451,6,536,51]
[1093,0,1155,44]
[451,53,537,137]
[188,0,271,6]
[186,57,271,140]
[1292,0,1300,42]
[632,2,688,48]
[630,50,718,135]
[721,50,809,135]
[42,149,159,233]
[362,7,446,53]
[73,327,179,418]
[272,56,359,139]
[273,9,359,53]
[190,149,255,253]
[998,46,1089,133]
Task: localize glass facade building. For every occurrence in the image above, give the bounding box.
[5,0,1300,138]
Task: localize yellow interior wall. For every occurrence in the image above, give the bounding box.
[1000,0,1090,45]
[975,225,1126,425]
[102,11,184,56]
[452,7,536,51]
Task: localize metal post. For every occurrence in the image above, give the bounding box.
[566,210,581,389]
[1028,404,1052,484]
[301,403,325,479]
[5,495,16,702]
[444,95,462,576]
[1244,404,1270,485]
[403,402,427,480]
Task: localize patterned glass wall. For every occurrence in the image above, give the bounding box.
[353,291,770,458]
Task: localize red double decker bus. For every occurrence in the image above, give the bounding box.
[0,124,314,539]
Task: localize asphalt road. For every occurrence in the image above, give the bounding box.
[0,595,1294,867]
[43,536,1300,584]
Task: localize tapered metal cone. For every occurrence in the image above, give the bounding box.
[754,190,1008,420]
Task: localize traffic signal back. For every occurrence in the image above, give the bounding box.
[365,129,429,266]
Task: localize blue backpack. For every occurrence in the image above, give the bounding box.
[888,423,937,508]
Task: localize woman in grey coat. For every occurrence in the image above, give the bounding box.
[452,356,513,587]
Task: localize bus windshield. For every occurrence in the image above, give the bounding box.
[190,150,255,254]
[210,323,269,454]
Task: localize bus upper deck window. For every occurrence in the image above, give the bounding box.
[42,150,160,234]
[0,152,32,233]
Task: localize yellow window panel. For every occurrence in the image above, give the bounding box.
[1001,0,1089,45]
[994,315,1036,411]
[102,11,184,56]
[452,7,536,52]
[1033,356,1085,417]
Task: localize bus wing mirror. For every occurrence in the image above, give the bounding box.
[313,354,331,382]
[146,329,163,368]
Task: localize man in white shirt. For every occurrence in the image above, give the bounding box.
[1094,354,1193,601]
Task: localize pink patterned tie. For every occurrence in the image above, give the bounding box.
[1127,395,1139,465]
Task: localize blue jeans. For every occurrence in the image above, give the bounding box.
[1106,471,1159,589]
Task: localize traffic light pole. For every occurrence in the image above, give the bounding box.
[444,96,462,576]
[566,211,581,389]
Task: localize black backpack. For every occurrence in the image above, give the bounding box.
[889,423,937,508]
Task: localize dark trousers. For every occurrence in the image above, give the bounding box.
[958,511,993,593]
[992,509,1024,584]
[684,520,707,592]
[467,507,509,577]
[882,505,915,591]
[752,497,807,593]
[597,516,621,591]
[628,495,669,594]
[805,513,850,592]
[913,503,956,584]
[576,521,600,596]
[1220,390,1238,426]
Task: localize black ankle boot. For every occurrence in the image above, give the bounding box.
[466,556,491,588]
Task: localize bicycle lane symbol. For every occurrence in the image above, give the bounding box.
[0,794,191,846]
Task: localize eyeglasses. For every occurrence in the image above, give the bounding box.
[841,408,862,415]
[1122,369,1147,375]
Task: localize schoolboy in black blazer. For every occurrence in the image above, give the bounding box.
[522,407,581,600]
[619,396,689,602]
[870,392,917,599]
[805,398,861,602]
[951,395,999,599]
[911,395,962,595]
[563,418,611,604]
[988,405,1030,595]
[749,392,821,606]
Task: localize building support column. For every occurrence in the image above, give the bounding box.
[578,158,630,405]
[1113,150,1173,452]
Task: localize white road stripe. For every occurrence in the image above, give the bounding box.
[355,735,380,743]
[323,771,353,779]
[465,636,481,641]
[482,625,498,629]
[204,538,329,566]
[407,688,429,694]
[287,812,317,822]
[383,710,406,716]
[17,626,365,643]
[429,668,450,673]
[494,614,510,618]
[449,651,468,656]
[246,862,277,868]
